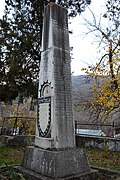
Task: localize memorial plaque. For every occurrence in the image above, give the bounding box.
[37,83,51,137]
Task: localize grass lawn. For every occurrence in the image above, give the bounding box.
[0,147,25,166]
[0,146,120,172]
[0,146,120,179]
[84,147,120,172]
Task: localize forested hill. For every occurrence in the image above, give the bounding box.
[72,75,94,98]
[71,75,94,123]
[71,75,120,126]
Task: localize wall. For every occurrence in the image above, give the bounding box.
[76,135,120,151]
[0,135,35,147]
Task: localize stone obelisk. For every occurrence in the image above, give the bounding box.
[35,2,75,150]
[21,3,94,179]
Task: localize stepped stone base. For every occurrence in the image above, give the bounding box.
[20,166,97,180]
[21,146,97,179]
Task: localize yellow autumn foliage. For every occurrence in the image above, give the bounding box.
[0,98,36,134]
[83,52,120,121]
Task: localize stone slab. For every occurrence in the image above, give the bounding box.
[20,166,97,180]
[22,146,91,179]
[35,137,54,149]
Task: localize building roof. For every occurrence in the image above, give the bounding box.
[76,129,106,136]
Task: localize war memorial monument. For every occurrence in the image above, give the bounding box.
[21,2,96,179]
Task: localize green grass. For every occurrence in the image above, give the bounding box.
[0,146,120,172]
[0,147,25,166]
[84,147,120,171]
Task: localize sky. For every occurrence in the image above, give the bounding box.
[69,0,107,75]
[0,0,107,75]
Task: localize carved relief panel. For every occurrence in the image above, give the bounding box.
[37,82,51,137]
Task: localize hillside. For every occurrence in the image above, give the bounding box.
[71,75,120,127]
[0,75,119,129]
[72,75,93,123]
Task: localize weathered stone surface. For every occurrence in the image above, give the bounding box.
[35,2,75,149]
[76,135,120,151]
[35,137,54,149]
[22,146,91,179]
[20,167,97,180]
[0,135,35,147]
[22,3,92,179]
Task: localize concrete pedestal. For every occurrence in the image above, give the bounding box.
[21,146,95,179]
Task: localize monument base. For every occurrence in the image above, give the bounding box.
[21,146,97,179]
[20,166,97,180]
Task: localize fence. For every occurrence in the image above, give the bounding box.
[0,116,36,135]
[1,118,120,138]
[75,121,120,138]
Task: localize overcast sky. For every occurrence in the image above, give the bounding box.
[0,0,107,75]
[69,0,107,75]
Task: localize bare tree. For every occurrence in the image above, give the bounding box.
[82,0,120,124]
